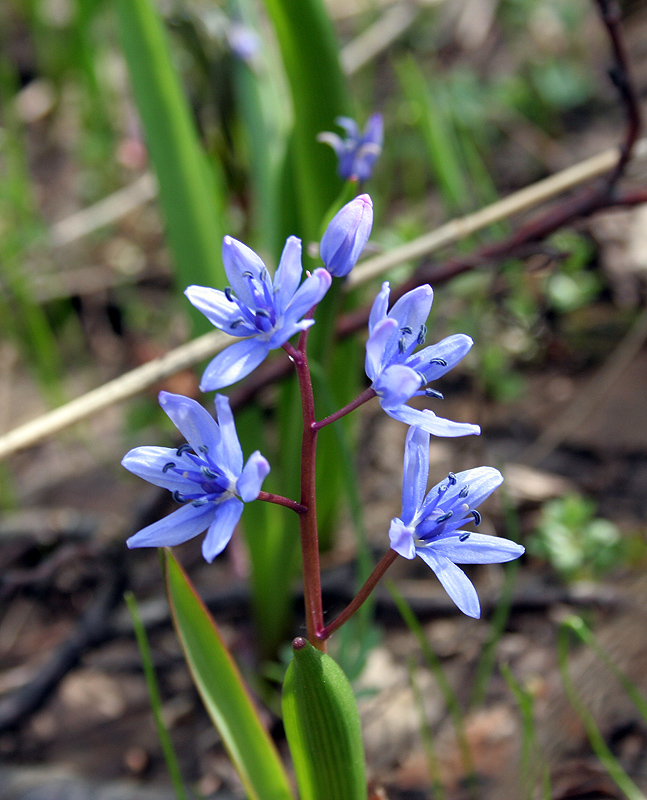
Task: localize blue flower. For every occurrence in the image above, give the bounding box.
[320,194,373,277]
[123,392,270,563]
[389,427,525,618]
[317,114,383,181]
[185,235,332,391]
[365,281,481,437]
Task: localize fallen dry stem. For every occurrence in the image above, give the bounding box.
[1,138,646,461]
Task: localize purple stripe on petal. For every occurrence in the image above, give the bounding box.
[402,427,430,519]
[430,532,525,564]
[122,446,200,493]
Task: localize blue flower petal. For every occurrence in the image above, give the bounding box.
[127,502,217,549]
[385,405,481,438]
[365,317,398,381]
[412,334,474,382]
[282,268,332,327]
[416,548,481,618]
[159,392,222,456]
[402,427,430,520]
[222,236,267,305]
[423,467,502,516]
[375,364,423,409]
[368,281,391,334]
[122,446,197,493]
[238,450,271,502]
[200,338,271,391]
[274,236,303,314]
[388,518,416,559]
[430,532,525,564]
[214,394,243,476]
[320,194,373,278]
[184,286,255,337]
[202,497,244,562]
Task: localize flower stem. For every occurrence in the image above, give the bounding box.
[312,386,377,431]
[317,549,399,641]
[257,491,306,515]
[283,340,326,652]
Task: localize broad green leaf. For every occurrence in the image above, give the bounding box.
[164,550,294,800]
[115,0,226,333]
[282,638,367,800]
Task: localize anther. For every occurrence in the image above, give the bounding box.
[438,484,448,493]
[162,462,176,473]
[400,326,413,335]
[201,466,218,479]
[242,270,253,278]
[176,444,191,456]
[459,532,471,542]
[260,267,268,282]
[471,510,481,526]
[224,287,234,302]
[425,388,444,400]
[459,486,469,498]
[256,308,270,318]
[172,490,186,503]
[192,497,210,507]
[436,511,453,523]
[231,318,245,329]
[398,336,407,354]
[447,472,457,485]
[417,324,427,345]
[198,445,209,454]
[429,357,448,367]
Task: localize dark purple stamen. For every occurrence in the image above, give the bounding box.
[447,472,457,485]
[176,444,191,456]
[417,324,427,345]
[459,486,469,498]
[471,510,481,526]
[425,388,444,400]
[436,510,453,523]
[224,287,234,302]
[429,358,448,367]
[173,490,186,504]
[459,532,471,542]
[163,462,176,473]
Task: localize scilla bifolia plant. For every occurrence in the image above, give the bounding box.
[123,194,524,800]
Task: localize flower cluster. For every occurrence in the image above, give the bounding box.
[123,392,269,563]
[124,181,524,618]
[366,281,480,438]
[317,114,383,182]
[389,427,524,617]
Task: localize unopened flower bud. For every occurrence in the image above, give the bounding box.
[320,194,373,278]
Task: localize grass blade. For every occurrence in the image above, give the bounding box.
[125,591,189,800]
[164,550,295,800]
[114,0,226,332]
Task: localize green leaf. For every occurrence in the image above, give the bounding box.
[262,0,349,242]
[114,0,226,333]
[164,550,294,800]
[282,638,367,800]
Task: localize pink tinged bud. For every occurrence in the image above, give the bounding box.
[320,194,373,278]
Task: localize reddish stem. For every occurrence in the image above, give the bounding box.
[318,550,399,641]
[312,386,377,431]
[283,340,326,652]
[257,491,306,515]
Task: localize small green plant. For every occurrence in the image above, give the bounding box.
[530,493,621,581]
